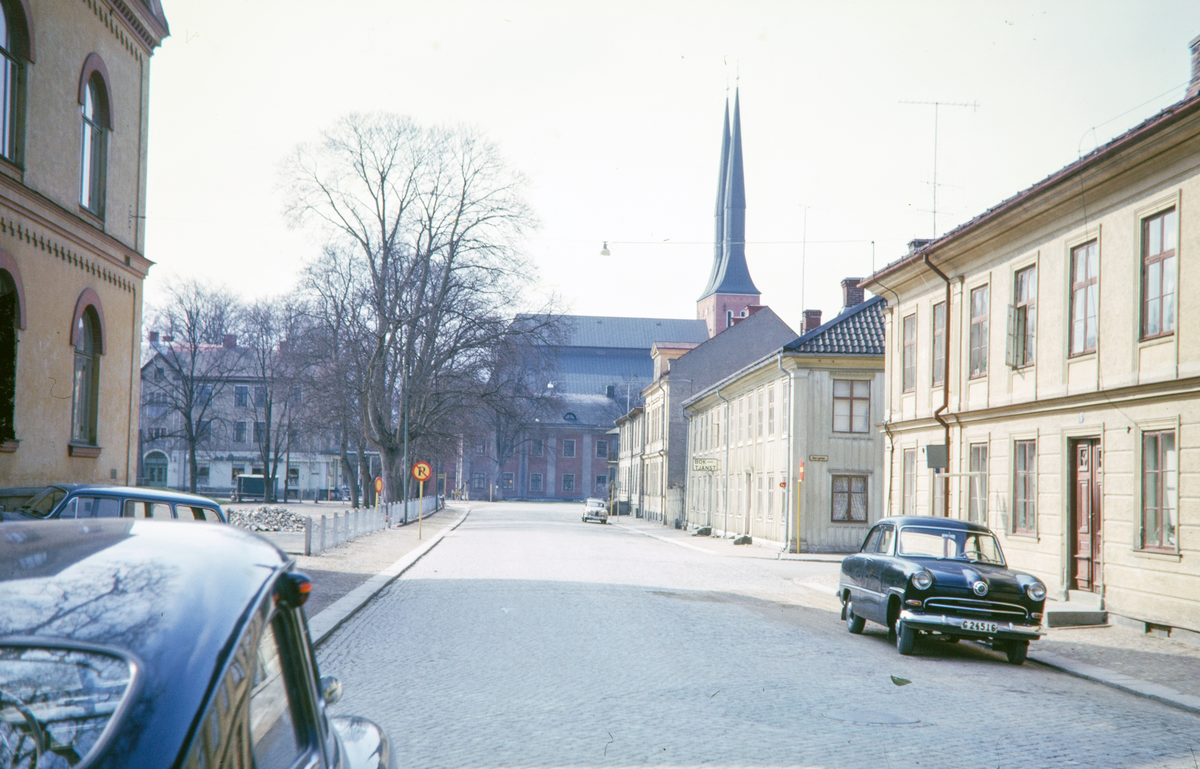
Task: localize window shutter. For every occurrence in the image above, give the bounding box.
[1005,305,1018,368]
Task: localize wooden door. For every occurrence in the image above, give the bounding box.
[1070,439,1103,591]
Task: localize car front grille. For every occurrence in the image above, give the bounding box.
[922,597,1029,622]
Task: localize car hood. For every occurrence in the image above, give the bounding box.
[922,560,1027,595]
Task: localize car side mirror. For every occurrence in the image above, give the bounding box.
[320,675,343,705]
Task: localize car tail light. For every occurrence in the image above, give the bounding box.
[276,571,313,607]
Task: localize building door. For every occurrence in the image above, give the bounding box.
[1070,439,1102,592]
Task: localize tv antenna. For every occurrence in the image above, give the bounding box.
[900,100,978,237]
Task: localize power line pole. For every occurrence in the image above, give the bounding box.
[900,100,978,237]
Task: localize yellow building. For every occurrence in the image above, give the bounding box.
[862,41,1200,637]
[0,0,167,487]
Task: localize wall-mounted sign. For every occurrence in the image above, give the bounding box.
[693,458,720,472]
[809,455,829,462]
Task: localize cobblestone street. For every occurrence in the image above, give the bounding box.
[318,503,1200,768]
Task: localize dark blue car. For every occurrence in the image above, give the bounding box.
[839,516,1047,664]
[0,484,226,523]
[0,519,387,768]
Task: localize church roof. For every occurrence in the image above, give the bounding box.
[784,295,887,356]
[527,315,710,350]
[699,89,760,300]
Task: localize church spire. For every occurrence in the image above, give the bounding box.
[699,97,731,299]
[705,88,759,298]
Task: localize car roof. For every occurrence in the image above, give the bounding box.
[874,515,993,533]
[51,484,223,507]
[0,520,288,767]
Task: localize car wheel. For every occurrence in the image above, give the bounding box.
[845,602,865,634]
[895,619,917,656]
[1005,640,1029,665]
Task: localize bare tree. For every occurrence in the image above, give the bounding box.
[144,281,244,493]
[296,246,373,507]
[474,332,561,498]
[284,113,558,505]
[240,298,309,503]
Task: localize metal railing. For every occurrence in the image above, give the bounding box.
[303,495,441,555]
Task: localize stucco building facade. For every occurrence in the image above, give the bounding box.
[862,44,1200,635]
[0,0,167,488]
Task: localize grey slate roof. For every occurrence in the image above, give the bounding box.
[784,295,886,355]
[537,393,624,428]
[544,315,710,349]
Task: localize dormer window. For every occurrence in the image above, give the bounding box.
[564,412,577,421]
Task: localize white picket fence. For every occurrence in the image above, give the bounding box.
[303,495,441,556]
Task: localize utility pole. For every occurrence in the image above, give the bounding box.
[900,100,978,238]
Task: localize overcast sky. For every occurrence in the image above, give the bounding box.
[144,1,1200,333]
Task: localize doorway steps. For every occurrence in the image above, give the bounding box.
[1045,590,1108,628]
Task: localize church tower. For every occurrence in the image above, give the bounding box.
[697,89,761,338]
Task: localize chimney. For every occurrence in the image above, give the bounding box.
[1189,33,1200,100]
[148,330,159,343]
[278,340,288,355]
[803,310,822,333]
[222,334,236,349]
[842,278,865,310]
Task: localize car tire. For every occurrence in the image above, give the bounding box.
[845,602,865,635]
[895,619,916,656]
[1005,640,1029,665]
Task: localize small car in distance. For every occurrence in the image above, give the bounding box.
[0,519,387,768]
[582,497,609,524]
[839,516,1047,664]
[0,484,226,523]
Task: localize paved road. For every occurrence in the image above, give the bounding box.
[318,503,1200,768]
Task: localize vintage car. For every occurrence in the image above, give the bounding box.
[839,516,1047,664]
[0,519,387,768]
[0,484,226,523]
[581,497,609,524]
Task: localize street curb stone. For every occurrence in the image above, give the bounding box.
[1029,651,1200,716]
[308,507,472,647]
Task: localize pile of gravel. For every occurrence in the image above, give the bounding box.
[227,506,308,532]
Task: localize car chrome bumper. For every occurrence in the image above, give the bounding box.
[899,610,1042,639]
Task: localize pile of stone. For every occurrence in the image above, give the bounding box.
[227,506,308,532]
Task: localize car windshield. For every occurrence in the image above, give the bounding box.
[897,526,1005,566]
[17,487,67,518]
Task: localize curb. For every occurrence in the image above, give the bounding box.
[610,522,720,555]
[308,506,472,647]
[1029,651,1200,716]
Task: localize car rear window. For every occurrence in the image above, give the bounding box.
[0,645,134,768]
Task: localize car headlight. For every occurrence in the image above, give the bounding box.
[911,571,933,590]
[1025,582,1047,601]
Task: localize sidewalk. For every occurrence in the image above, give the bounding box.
[244,503,472,644]
[615,515,1200,715]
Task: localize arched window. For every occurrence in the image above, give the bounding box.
[80,78,106,214]
[71,307,101,445]
[0,1,30,164]
[0,270,16,443]
[78,55,111,216]
[144,451,168,487]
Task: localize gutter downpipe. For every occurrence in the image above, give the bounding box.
[717,385,731,539]
[777,351,795,553]
[923,252,952,514]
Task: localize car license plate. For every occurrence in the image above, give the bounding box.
[961,620,998,633]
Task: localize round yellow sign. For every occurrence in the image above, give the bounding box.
[412,461,433,482]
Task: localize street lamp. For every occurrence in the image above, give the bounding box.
[599,241,610,256]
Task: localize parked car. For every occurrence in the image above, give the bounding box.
[0,519,388,768]
[839,516,1047,664]
[582,498,608,524]
[0,484,226,523]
